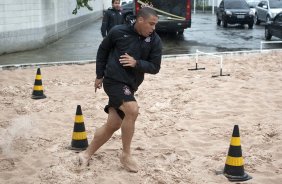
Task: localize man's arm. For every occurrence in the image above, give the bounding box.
[96,31,114,79]
[94,78,103,92]
[134,38,162,74]
[101,11,109,37]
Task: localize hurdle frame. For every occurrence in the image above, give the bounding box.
[192,49,230,77]
[260,40,282,51]
[188,49,206,71]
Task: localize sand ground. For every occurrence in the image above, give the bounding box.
[0,51,282,184]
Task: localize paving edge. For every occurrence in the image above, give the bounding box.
[1,49,281,70]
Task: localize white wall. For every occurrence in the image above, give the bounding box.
[103,0,112,10]
[0,0,105,55]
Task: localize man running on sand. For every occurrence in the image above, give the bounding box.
[78,7,162,173]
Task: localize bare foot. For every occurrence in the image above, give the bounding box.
[120,153,138,173]
[78,152,90,168]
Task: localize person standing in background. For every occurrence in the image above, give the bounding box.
[101,0,124,38]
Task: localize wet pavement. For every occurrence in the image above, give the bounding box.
[0,19,103,66]
[162,13,281,54]
[0,13,281,66]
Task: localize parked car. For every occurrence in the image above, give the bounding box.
[121,1,134,22]
[246,0,261,14]
[265,11,282,40]
[216,0,255,28]
[255,0,282,25]
[121,0,192,34]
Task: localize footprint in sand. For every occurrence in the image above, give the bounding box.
[0,158,15,171]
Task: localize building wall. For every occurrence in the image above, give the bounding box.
[103,0,112,9]
[0,0,106,55]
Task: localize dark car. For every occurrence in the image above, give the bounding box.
[216,0,255,28]
[121,0,191,34]
[265,12,282,40]
[121,1,134,22]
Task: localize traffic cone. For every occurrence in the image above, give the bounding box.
[223,125,252,181]
[31,68,46,99]
[70,105,88,150]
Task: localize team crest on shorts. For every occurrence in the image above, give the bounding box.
[123,85,131,95]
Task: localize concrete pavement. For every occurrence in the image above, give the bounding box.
[2,13,279,68]
[0,18,103,67]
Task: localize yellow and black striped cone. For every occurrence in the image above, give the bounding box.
[70,105,88,150]
[223,125,252,181]
[31,68,46,99]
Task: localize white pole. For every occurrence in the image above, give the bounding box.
[194,0,196,14]
[220,55,223,76]
[220,55,223,69]
[196,49,199,65]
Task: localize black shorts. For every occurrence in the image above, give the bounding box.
[103,78,136,119]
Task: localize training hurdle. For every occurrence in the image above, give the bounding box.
[188,49,205,71]
[190,49,230,77]
[260,40,282,51]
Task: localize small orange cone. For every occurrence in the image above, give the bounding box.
[223,125,252,181]
[31,68,46,99]
[70,105,88,150]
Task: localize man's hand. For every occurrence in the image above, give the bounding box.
[95,78,103,92]
[119,53,137,67]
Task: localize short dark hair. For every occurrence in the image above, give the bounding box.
[136,7,158,19]
[112,0,119,4]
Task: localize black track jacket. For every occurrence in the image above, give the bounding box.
[96,24,162,91]
[101,8,124,37]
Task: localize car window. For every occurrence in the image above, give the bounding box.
[220,1,224,8]
[269,1,282,8]
[133,0,188,17]
[246,0,260,7]
[258,1,267,6]
[274,14,282,23]
[122,2,133,9]
[225,0,250,9]
[257,2,263,7]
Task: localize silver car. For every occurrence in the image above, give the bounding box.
[255,0,282,24]
[246,0,261,14]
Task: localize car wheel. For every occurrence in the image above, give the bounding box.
[177,29,184,35]
[223,19,228,28]
[248,22,254,29]
[217,16,221,26]
[265,27,272,40]
[255,14,260,25]
[266,15,271,23]
[125,13,133,24]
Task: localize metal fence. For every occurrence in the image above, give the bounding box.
[192,0,220,14]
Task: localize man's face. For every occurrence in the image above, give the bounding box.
[138,15,158,37]
[113,0,121,10]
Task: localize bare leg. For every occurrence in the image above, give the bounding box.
[78,108,122,167]
[119,101,139,172]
